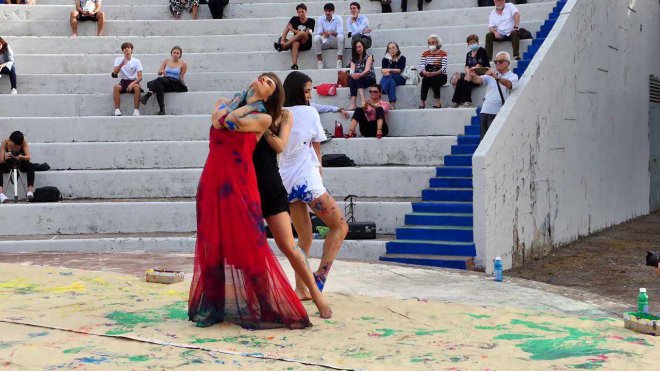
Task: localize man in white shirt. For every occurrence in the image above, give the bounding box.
[312,3,345,70]
[485,0,521,61]
[468,51,519,139]
[112,42,144,116]
[70,0,106,37]
[346,2,372,50]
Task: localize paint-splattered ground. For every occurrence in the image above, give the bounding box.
[0,263,657,370]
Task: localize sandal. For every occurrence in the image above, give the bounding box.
[432,105,442,109]
[376,129,383,139]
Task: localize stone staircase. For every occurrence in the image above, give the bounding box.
[380,0,568,269]
[0,0,556,266]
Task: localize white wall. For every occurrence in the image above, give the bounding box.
[473,0,660,272]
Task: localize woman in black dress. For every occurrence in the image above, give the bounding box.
[451,34,490,107]
[252,109,332,318]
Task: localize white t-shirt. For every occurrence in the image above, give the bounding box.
[480,70,519,115]
[113,56,143,80]
[81,0,101,13]
[278,105,328,202]
[488,3,519,36]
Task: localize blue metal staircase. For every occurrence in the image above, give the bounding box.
[380,1,568,270]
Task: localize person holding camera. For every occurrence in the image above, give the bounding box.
[0,131,34,203]
[346,83,389,139]
[140,46,188,115]
[112,42,144,116]
[418,34,447,109]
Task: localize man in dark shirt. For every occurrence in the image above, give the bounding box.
[275,3,315,70]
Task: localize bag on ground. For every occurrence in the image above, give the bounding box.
[322,154,355,167]
[314,83,338,96]
[32,186,62,203]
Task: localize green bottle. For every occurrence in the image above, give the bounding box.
[637,288,649,314]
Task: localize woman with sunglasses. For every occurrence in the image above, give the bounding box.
[346,83,389,139]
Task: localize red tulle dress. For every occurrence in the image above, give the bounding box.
[188,124,312,330]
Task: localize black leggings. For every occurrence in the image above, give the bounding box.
[147,77,188,109]
[452,75,480,104]
[421,74,447,101]
[0,65,17,90]
[208,0,229,19]
[352,107,389,137]
[1,160,34,188]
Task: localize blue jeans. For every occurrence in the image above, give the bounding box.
[379,74,405,102]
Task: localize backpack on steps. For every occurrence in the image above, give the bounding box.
[322,154,355,167]
[31,186,62,203]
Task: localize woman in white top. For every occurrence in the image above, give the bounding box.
[279,71,348,299]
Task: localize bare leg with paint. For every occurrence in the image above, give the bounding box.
[266,212,332,318]
[289,201,314,300]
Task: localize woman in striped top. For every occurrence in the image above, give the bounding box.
[418,34,448,109]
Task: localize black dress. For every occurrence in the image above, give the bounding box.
[253,135,290,218]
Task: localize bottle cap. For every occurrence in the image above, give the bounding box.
[495,257,502,261]
[640,288,646,293]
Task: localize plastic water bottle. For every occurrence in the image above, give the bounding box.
[638,288,649,314]
[494,257,503,282]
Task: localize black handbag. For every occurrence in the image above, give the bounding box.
[518,28,533,40]
[322,154,355,167]
[32,186,63,203]
[647,251,660,267]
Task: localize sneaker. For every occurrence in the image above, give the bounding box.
[274,41,283,52]
[317,61,324,70]
[26,191,34,201]
[0,193,7,204]
[291,64,299,70]
[133,109,140,116]
[462,102,472,107]
[336,60,342,69]
[10,88,17,95]
[514,55,521,61]
[114,108,122,116]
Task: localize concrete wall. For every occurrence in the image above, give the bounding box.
[473,0,660,272]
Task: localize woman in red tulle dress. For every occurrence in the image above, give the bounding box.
[188,73,311,330]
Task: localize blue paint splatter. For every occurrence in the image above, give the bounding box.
[218,182,233,198]
[231,150,243,164]
[288,183,314,203]
[59,272,73,276]
[75,357,109,365]
[28,331,49,338]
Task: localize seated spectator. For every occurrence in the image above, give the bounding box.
[140,46,188,115]
[0,37,18,95]
[112,42,143,116]
[418,34,447,109]
[313,3,345,70]
[401,0,431,12]
[379,42,406,110]
[207,0,229,19]
[275,3,315,70]
[0,131,34,203]
[486,0,521,61]
[452,34,489,108]
[347,83,389,139]
[170,0,199,20]
[468,51,519,138]
[347,39,375,110]
[70,0,105,37]
[346,2,372,51]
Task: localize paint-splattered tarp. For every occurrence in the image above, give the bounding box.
[0,263,657,370]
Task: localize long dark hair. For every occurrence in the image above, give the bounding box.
[283,71,312,107]
[258,72,284,127]
[351,39,368,63]
[0,37,8,53]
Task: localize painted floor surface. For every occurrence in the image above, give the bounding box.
[0,263,657,370]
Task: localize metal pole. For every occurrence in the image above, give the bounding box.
[12,168,18,202]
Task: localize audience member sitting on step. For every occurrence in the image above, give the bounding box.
[310,102,350,119]
[0,131,35,203]
[275,3,316,70]
[485,0,521,61]
[141,46,188,115]
[418,34,447,109]
[347,40,375,110]
[0,37,18,95]
[468,51,518,139]
[347,83,389,139]
[313,3,345,70]
[346,2,372,51]
[169,0,199,20]
[207,0,229,19]
[401,0,431,12]
[379,42,406,110]
[70,0,105,37]
[452,34,489,108]
[112,42,144,117]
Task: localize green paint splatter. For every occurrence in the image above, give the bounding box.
[476,324,510,331]
[510,319,563,333]
[128,355,149,362]
[191,338,221,344]
[414,329,448,336]
[163,302,188,320]
[360,316,375,320]
[373,328,397,337]
[467,314,491,319]
[105,302,188,335]
[494,334,541,340]
[220,335,267,348]
[324,320,338,325]
[63,346,94,354]
[570,361,605,369]
[347,352,372,359]
[622,337,654,347]
[579,317,617,323]
[410,353,434,363]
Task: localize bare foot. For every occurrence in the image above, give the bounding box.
[313,295,332,319]
[295,286,312,301]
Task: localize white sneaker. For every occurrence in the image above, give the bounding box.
[133,109,140,116]
[336,60,343,69]
[114,109,122,116]
[26,191,34,201]
[0,193,8,204]
[10,88,17,95]
[317,61,324,70]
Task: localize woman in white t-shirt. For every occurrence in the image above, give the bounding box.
[279,71,348,298]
